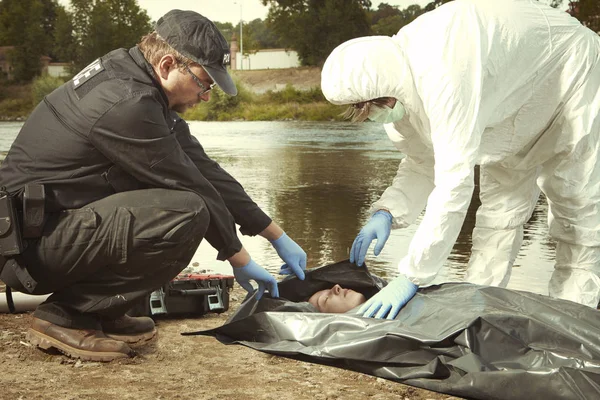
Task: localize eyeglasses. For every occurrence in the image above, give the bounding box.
[184,65,217,96]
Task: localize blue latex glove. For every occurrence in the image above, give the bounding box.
[350,210,393,266]
[358,274,417,319]
[233,259,279,299]
[271,232,306,280]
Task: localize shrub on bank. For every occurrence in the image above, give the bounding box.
[238,102,344,121]
[31,75,66,106]
[0,75,65,119]
[260,85,326,104]
[0,84,33,119]
[183,80,346,122]
[0,98,32,119]
[185,76,255,121]
[1,76,347,122]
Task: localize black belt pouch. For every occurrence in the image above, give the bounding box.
[22,183,46,239]
[0,185,42,293]
[0,188,24,258]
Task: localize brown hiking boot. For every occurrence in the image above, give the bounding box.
[27,317,134,362]
[101,315,157,345]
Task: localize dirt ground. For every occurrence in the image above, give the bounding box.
[0,282,462,400]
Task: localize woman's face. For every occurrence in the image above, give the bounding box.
[308,284,366,313]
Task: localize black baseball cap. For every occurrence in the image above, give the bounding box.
[155,9,237,96]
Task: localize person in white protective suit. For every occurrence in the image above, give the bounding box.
[320,0,600,319]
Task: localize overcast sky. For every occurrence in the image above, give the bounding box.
[57,0,566,25]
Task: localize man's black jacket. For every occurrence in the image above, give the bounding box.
[0,46,271,260]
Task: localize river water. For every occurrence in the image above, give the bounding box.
[0,120,555,295]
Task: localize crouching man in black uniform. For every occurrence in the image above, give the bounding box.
[0,10,307,362]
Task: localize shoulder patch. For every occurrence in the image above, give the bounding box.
[72,59,104,88]
[222,52,231,65]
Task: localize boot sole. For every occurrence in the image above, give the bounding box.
[105,328,157,345]
[27,329,133,362]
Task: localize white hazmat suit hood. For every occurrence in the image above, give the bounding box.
[321,0,600,308]
[321,36,411,106]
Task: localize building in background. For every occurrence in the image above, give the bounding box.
[0,46,70,80]
[46,63,71,78]
[229,35,300,71]
[40,55,52,75]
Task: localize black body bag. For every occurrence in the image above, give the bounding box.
[183,260,600,400]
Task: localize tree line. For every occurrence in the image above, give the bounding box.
[0,0,153,81]
[0,0,595,83]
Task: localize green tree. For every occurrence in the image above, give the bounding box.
[40,0,60,44]
[424,0,453,11]
[106,0,152,47]
[371,4,424,36]
[234,18,272,54]
[69,0,151,71]
[245,18,281,50]
[214,21,234,43]
[569,0,600,33]
[371,13,402,36]
[52,5,77,63]
[262,0,372,66]
[370,2,400,25]
[0,0,52,81]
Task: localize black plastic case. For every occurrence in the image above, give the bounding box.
[130,273,235,317]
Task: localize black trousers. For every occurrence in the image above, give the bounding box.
[1,189,209,329]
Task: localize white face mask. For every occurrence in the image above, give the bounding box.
[368,102,406,123]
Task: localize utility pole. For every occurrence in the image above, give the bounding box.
[234,1,243,70]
